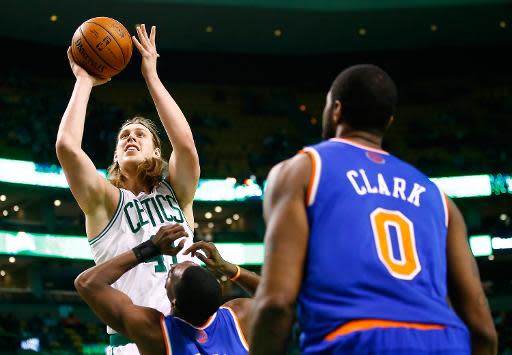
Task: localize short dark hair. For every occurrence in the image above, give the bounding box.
[330,64,397,135]
[174,266,222,324]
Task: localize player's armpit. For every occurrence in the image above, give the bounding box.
[445,197,497,355]
[250,154,311,355]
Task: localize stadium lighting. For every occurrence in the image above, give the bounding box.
[2,210,8,217]
[54,200,61,207]
[208,222,214,229]
[0,195,6,202]
[214,206,222,213]
[205,212,213,219]
[13,205,19,212]
[0,270,5,277]
[226,218,233,225]
[233,214,240,221]
[8,256,15,263]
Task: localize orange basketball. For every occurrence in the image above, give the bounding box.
[71,17,133,79]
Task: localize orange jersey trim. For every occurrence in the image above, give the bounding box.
[330,137,389,155]
[220,306,249,351]
[160,315,172,355]
[299,148,321,206]
[324,319,445,342]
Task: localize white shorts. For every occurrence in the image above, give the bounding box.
[106,343,140,355]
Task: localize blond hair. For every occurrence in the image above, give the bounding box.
[107,117,167,191]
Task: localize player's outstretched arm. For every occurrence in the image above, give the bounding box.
[184,241,260,295]
[445,198,497,355]
[133,24,200,208]
[56,48,117,217]
[250,154,311,355]
[75,224,188,354]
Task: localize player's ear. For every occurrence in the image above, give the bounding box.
[333,99,342,125]
[154,147,161,158]
[386,115,395,130]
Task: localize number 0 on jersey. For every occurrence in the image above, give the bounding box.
[370,208,422,280]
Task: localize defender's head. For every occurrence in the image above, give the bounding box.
[322,64,397,139]
[108,117,166,190]
[165,261,223,326]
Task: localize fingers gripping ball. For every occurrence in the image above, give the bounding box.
[71,17,133,79]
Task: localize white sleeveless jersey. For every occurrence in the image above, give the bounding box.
[89,179,195,335]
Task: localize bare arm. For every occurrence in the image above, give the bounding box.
[250,154,311,355]
[446,198,497,355]
[55,49,118,219]
[184,241,261,295]
[133,24,200,207]
[75,224,189,354]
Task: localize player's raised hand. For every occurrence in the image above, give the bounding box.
[184,241,238,278]
[153,224,188,256]
[66,47,110,86]
[132,24,159,79]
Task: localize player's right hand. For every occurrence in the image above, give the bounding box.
[67,47,110,86]
[153,224,188,256]
[184,241,238,278]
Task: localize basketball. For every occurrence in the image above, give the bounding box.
[71,17,133,79]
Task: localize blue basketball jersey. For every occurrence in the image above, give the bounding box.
[160,307,249,355]
[298,138,468,352]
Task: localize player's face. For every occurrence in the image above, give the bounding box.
[165,261,198,303]
[115,123,161,169]
[322,91,337,139]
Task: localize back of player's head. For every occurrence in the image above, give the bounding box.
[330,64,397,135]
[174,266,222,325]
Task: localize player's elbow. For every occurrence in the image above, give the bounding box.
[55,136,78,160]
[253,294,295,321]
[74,271,94,297]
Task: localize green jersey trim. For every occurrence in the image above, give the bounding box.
[161,179,194,231]
[89,189,124,246]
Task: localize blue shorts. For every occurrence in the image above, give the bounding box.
[303,326,470,355]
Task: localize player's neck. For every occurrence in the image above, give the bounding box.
[337,130,383,150]
[121,177,150,195]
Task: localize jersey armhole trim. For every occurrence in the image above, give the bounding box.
[299,148,321,207]
[89,189,124,246]
[161,179,194,232]
[160,315,173,355]
[439,188,449,228]
[220,306,249,351]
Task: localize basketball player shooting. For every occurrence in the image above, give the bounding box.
[56,24,199,354]
[250,65,497,354]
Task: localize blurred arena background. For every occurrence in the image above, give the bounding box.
[0,0,512,353]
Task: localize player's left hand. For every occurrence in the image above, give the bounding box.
[152,224,187,256]
[132,24,160,79]
[184,241,238,278]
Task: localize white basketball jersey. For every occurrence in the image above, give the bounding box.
[89,179,195,335]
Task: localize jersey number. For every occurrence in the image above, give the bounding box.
[144,235,178,273]
[370,208,421,280]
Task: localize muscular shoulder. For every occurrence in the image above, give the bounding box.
[267,154,311,194]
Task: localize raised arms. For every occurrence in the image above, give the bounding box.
[55,49,119,237]
[133,24,200,212]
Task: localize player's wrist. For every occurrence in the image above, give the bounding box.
[221,262,240,280]
[132,240,160,263]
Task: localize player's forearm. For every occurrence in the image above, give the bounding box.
[144,74,196,153]
[75,250,139,300]
[222,263,260,295]
[249,298,294,355]
[56,78,93,151]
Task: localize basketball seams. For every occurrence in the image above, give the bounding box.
[78,25,119,72]
[87,20,128,66]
